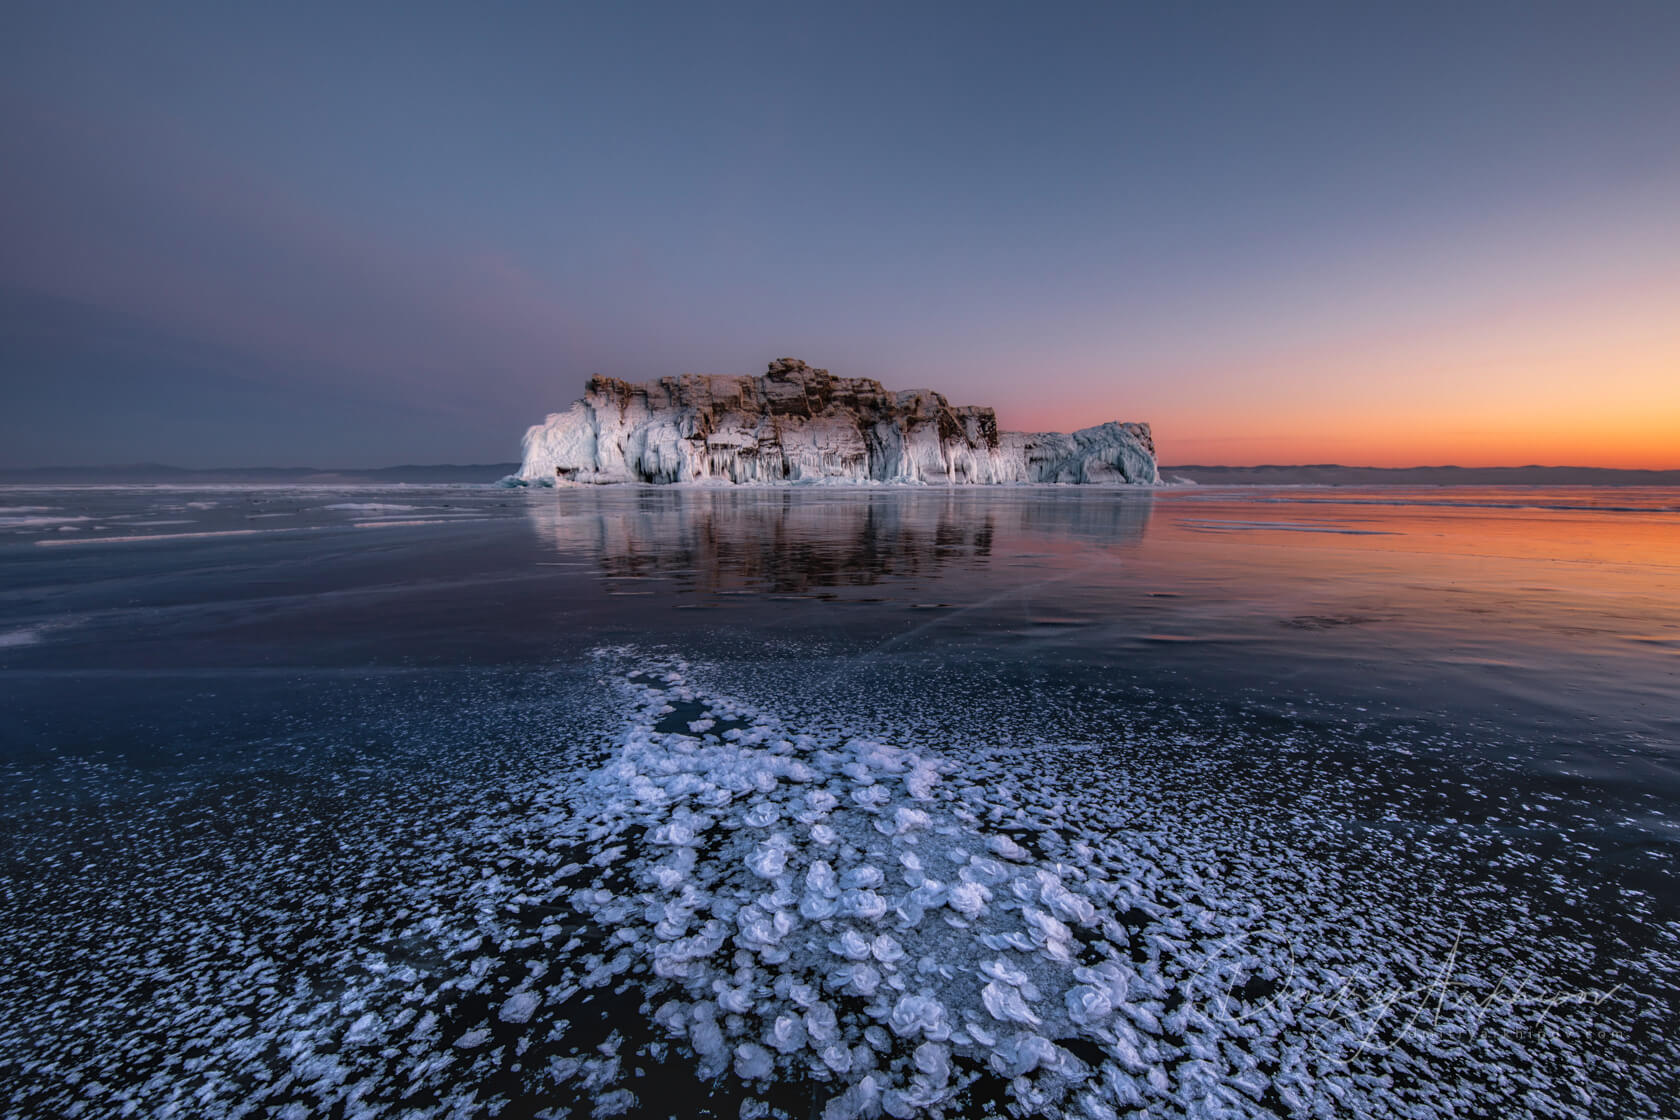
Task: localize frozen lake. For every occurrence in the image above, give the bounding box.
[1,483,1675,1118]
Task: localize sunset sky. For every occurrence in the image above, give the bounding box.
[2,2,1677,468]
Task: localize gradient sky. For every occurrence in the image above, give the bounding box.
[2,1,1677,468]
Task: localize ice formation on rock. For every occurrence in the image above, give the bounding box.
[514,358,1158,486]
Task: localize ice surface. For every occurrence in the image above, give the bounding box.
[0,627,43,649]
[325,502,422,513]
[2,646,1674,1119]
[0,513,92,529]
[353,651,1668,1118]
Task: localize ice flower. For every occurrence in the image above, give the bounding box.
[650,819,696,846]
[650,865,687,891]
[733,1042,774,1080]
[871,934,905,964]
[851,785,891,810]
[888,993,951,1040]
[989,835,1030,861]
[830,929,873,960]
[980,981,1041,1025]
[979,958,1032,988]
[768,1013,806,1053]
[909,879,947,908]
[842,962,882,995]
[904,763,940,800]
[893,807,931,834]
[804,1001,838,1043]
[842,889,888,921]
[989,1032,1061,1078]
[746,841,789,879]
[947,881,991,919]
[806,860,838,896]
[799,892,839,920]
[819,1043,853,1073]
[738,907,793,952]
[714,981,754,1014]
[742,803,780,828]
[1022,906,1075,961]
[690,1018,725,1057]
[914,1041,951,1084]
[1065,984,1114,1024]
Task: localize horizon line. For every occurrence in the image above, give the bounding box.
[4,461,1679,476]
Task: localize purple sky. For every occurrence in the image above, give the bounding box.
[3,2,1677,467]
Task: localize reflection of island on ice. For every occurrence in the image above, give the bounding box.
[524,489,1153,594]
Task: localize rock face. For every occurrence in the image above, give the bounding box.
[515,358,1158,486]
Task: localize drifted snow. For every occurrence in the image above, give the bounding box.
[514,357,1159,486]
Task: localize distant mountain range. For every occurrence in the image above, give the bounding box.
[2,462,1676,486]
[0,463,522,484]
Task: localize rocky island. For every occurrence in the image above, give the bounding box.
[514,358,1158,485]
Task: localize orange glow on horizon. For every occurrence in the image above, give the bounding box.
[997,297,1680,469]
[1007,388,1680,469]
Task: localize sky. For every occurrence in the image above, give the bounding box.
[1,1,1677,469]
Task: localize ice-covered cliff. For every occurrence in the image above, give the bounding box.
[514,358,1158,486]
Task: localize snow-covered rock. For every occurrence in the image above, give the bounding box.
[514,358,1158,486]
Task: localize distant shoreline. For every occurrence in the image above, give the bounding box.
[2,462,1677,486]
[1160,465,1680,486]
[0,463,523,484]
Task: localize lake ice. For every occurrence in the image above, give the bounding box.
[0,483,1675,1118]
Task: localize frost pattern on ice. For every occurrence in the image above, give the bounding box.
[5,651,1675,1119]
[508,655,1179,1117]
[388,651,1671,1120]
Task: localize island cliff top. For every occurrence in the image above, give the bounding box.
[583,358,999,437]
